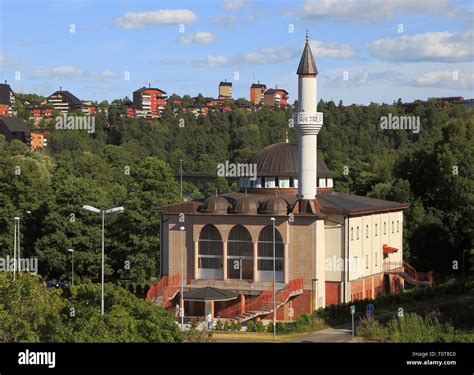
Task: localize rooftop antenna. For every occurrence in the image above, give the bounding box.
[148,82,151,88]
[60,86,62,91]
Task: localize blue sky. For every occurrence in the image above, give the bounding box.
[0,0,473,104]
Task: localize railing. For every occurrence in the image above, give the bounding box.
[383,261,433,285]
[146,275,168,301]
[146,274,181,307]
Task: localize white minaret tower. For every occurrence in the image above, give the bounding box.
[295,31,323,199]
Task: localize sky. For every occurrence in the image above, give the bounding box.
[0,0,473,105]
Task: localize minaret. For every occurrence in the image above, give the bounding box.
[295,31,322,199]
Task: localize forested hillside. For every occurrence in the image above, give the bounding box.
[1,98,472,292]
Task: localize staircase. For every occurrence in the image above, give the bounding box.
[384,261,433,286]
[218,278,304,322]
[147,274,180,308]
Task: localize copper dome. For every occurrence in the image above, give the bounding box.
[201,196,230,214]
[261,197,288,215]
[249,143,332,178]
[233,196,259,215]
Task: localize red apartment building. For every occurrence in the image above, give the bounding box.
[263,88,289,107]
[133,85,167,119]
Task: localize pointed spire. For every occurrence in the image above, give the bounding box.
[297,31,318,76]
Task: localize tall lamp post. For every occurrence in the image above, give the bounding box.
[271,217,276,341]
[179,159,183,201]
[68,249,75,286]
[82,205,124,315]
[179,226,185,331]
[13,217,19,280]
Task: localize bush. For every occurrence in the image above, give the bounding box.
[223,321,230,331]
[356,317,387,341]
[255,320,265,332]
[215,319,223,331]
[246,321,255,332]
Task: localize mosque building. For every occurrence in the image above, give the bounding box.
[148,34,428,322]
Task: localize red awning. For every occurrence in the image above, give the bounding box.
[383,244,398,254]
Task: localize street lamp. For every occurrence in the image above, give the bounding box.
[82,205,124,315]
[271,217,276,341]
[13,217,19,279]
[179,226,185,331]
[179,159,183,201]
[68,249,75,286]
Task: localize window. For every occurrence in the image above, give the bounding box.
[198,225,223,270]
[351,227,354,241]
[375,223,378,237]
[257,226,284,274]
[366,255,368,269]
[392,221,394,233]
[356,226,359,240]
[375,253,378,267]
[384,222,386,235]
[397,220,400,233]
[227,225,253,280]
[366,225,369,238]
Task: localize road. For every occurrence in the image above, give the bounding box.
[290,322,354,343]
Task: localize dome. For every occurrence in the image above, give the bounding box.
[201,196,230,214]
[233,196,259,215]
[249,142,333,178]
[261,197,288,215]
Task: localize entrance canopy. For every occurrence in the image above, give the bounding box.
[183,287,237,302]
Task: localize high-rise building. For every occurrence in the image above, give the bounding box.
[218,80,232,99]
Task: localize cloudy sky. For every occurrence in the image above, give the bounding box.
[0,0,473,104]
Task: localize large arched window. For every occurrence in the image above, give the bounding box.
[257,225,284,282]
[198,225,223,280]
[227,225,253,280]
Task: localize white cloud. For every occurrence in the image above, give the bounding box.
[35,66,83,78]
[415,70,474,89]
[310,40,355,58]
[221,0,248,11]
[199,55,229,68]
[98,70,115,78]
[114,9,197,29]
[198,46,298,68]
[180,31,216,44]
[299,0,467,22]
[367,31,474,63]
[240,46,298,65]
[210,15,236,25]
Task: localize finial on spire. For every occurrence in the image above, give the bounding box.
[306,30,309,42]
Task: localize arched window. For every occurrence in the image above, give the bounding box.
[198,225,223,279]
[383,222,387,235]
[365,225,369,238]
[397,220,400,233]
[375,223,378,237]
[227,225,253,280]
[356,226,359,240]
[391,221,394,233]
[257,225,284,282]
[351,227,354,241]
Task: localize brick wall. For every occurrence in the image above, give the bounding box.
[325,282,341,306]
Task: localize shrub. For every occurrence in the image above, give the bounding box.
[215,319,223,331]
[247,321,255,332]
[255,320,265,332]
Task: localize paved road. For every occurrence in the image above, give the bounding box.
[291,322,354,343]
